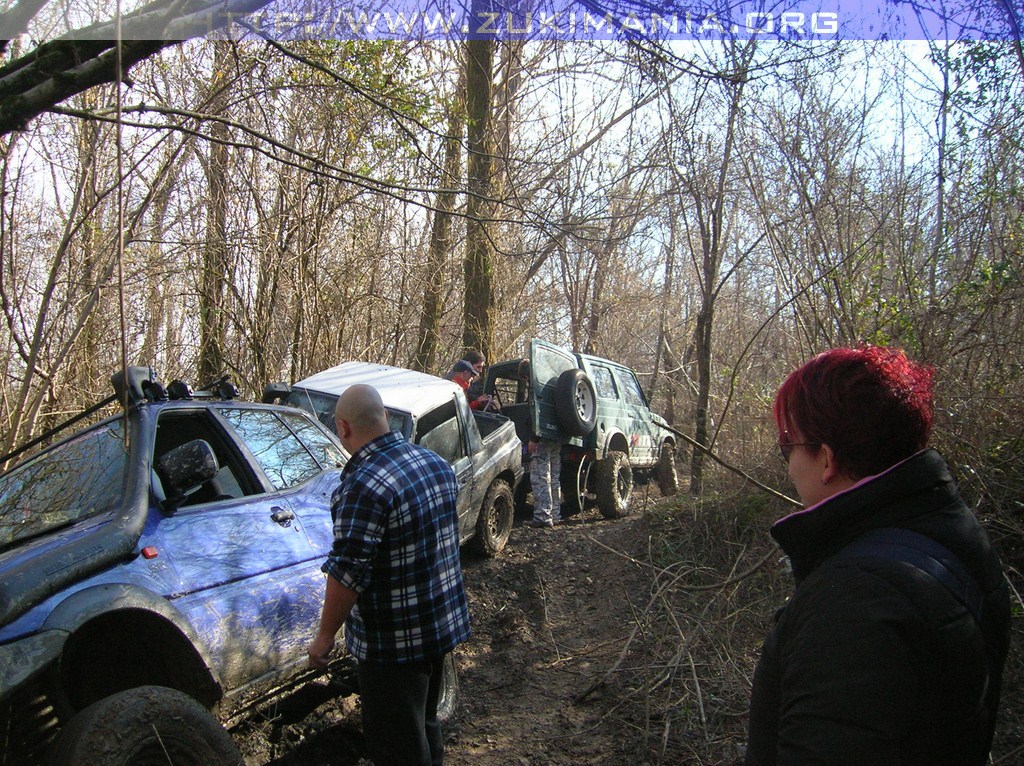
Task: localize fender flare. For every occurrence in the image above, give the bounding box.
[598,428,630,461]
[42,583,221,694]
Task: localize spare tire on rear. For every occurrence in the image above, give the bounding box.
[554,369,597,437]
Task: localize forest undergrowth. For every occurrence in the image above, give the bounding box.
[624,482,1024,764]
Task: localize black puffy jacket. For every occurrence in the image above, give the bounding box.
[745,450,1010,766]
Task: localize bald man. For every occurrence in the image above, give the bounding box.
[308,384,471,766]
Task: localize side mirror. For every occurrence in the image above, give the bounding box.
[155,439,219,512]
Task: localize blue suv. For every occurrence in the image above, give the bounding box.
[0,367,456,765]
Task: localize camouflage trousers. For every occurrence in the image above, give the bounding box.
[530,438,563,524]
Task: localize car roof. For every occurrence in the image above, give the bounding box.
[292,361,460,418]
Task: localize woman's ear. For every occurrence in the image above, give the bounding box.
[820,443,839,485]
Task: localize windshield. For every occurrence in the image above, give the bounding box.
[0,422,127,549]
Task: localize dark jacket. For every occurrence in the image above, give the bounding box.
[746,449,1010,765]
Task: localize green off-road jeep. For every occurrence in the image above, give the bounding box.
[484,339,678,519]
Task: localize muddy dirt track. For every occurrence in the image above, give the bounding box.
[233,495,676,766]
[230,489,1024,766]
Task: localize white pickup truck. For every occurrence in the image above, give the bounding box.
[267,361,524,557]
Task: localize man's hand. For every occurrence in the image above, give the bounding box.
[308,632,336,670]
[310,575,357,670]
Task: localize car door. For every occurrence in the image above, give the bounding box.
[612,366,659,464]
[147,406,343,690]
[529,338,581,441]
[584,361,630,452]
[413,395,476,542]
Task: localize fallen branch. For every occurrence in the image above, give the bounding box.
[587,534,780,593]
[656,421,801,508]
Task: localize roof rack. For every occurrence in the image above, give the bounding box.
[1,368,240,470]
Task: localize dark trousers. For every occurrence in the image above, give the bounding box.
[357,656,445,766]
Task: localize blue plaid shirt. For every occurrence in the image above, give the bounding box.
[322,430,471,662]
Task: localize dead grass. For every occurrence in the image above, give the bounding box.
[620,484,1024,765]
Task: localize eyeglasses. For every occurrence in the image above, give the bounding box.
[779,433,819,462]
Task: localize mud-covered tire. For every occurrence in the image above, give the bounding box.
[655,442,679,496]
[45,685,241,766]
[596,451,633,519]
[471,479,513,557]
[554,369,597,437]
[436,653,459,723]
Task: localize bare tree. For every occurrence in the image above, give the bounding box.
[660,39,757,495]
[0,0,276,134]
[413,70,464,373]
[463,22,497,359]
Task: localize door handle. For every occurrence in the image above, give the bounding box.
[271,507,295,526]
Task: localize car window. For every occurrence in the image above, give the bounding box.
[155,408,268,505]
[591,366,618,400]
[0,422,126,549]
[220,408,341,490]
[285,388,411,439]
[286,412,346,469]
[415,399,465,465]
[533,349,574,389]
[490,374,522,404]
[617,371,647,408]
[284,388,337,432]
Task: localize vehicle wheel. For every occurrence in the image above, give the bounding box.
[655,442,679,496]
[436,653,459,723]
[471,479,513,557]
[554,369,597,437]
[596,451,633,519]
[45,685,241,766]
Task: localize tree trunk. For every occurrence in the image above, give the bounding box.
[463,18,495,360]
[686,50,751,495]
[413,84,464,373]
[689,304,713,494]
[198,42,232,384]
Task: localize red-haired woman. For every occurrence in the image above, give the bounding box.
[746,346,1010,766]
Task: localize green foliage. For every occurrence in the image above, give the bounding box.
[944,40,1024,110]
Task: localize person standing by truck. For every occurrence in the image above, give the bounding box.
[446,351,495,411]
[308,383,471,766]
[515,359,564,529]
